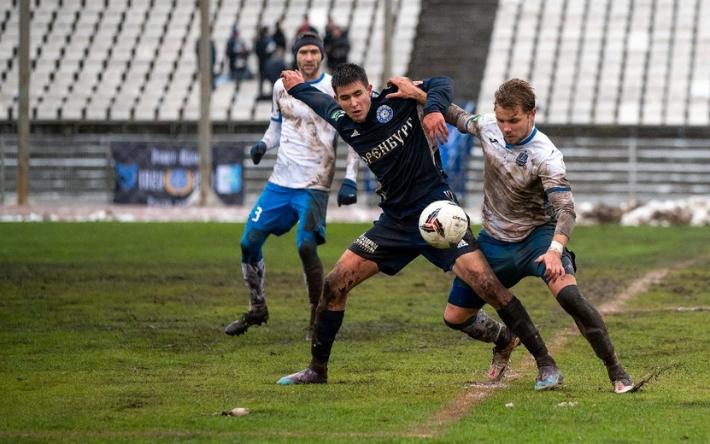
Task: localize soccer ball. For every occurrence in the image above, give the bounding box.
[418,200,469,249]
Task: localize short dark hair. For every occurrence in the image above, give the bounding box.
[332,63,369,94]
[494,79,536,113]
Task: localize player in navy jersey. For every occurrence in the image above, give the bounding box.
[274,63,563,390]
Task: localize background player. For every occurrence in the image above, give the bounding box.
[224,32,360,339]
[436,78,633,393]
[275,63,563,391]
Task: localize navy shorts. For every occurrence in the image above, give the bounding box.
[348,211,479,275]
[448,223,577,309]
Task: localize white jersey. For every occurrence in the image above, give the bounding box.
[260,72,358,191]
[474,113,575,242]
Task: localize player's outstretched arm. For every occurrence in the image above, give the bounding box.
[282,69,344,130]
[281,69,304,89]
[384,76,450,144]
[385,76,427,103]
[445,103,481,137]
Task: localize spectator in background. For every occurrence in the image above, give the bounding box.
[273,18,287,51]
[323,15,338,47]
[255,26,277,99]
[295,14,318,37]
[325,24,350,72]
[226,26,252,81]
[263,46,286,96]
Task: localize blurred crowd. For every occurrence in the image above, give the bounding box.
[198,15,351,99]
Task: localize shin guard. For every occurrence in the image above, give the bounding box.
[300,252,324,307]
[445,310,510,347]
[241,260,265,307]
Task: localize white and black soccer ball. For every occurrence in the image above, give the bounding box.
[418,200,469,249]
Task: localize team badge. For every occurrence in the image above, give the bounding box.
[164,168,194,197]
[515,151,529,166]
[376,105,394,123]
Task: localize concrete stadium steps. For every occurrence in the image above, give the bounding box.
[408,0,498,102]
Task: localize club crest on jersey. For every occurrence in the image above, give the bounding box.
[376,105,394,123]
[515,150,529,166]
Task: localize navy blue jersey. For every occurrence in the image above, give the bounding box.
[288,77,454,220]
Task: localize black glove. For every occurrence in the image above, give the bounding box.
[337,178,357,206]
[250,141,267,165]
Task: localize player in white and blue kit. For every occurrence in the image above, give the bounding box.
[444,79,634,393]
[224,32,360,338]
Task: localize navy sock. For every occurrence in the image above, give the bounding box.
[497,296,555,368]
[310,309,344,373]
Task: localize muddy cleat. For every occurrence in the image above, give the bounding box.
[534,365,564,391]
[224,304,269,336]
[614,377,634,394]
[607,364,633,393]
[487,335,520,381]
[276,367,327,385]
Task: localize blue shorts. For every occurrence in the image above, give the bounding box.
[448,223,577,308]
[348,211,479,275]
[245,182,329,244]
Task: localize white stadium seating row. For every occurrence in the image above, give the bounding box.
[478,0,709,126]
[0,0,420,122]
[0,0,706,125]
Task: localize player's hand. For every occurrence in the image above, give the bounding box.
[250,141,267,165]
[385,77,424,101]
[337,178,357,206]
[281,70,304,90]
[535,250,565,282]
[423,112,448,145]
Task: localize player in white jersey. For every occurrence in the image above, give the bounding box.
[439,79,633,393]
[225,32,360,338]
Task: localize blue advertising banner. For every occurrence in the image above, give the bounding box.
[111,142,244,205]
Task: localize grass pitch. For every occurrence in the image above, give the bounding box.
[1,223,709,443]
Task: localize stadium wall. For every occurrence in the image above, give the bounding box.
[1,121,709,207]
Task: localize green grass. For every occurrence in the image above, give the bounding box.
[0,223,709,443]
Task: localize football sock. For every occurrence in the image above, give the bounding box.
[497,296,556,368]
[241,259,265,307]
[298,243,324,307]
[444,310,510,347]
[556,285,618,368]
[310,309,344,374]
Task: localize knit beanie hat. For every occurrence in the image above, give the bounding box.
[292,31,325,58]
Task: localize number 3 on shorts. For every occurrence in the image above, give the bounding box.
[251,206,263,222]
